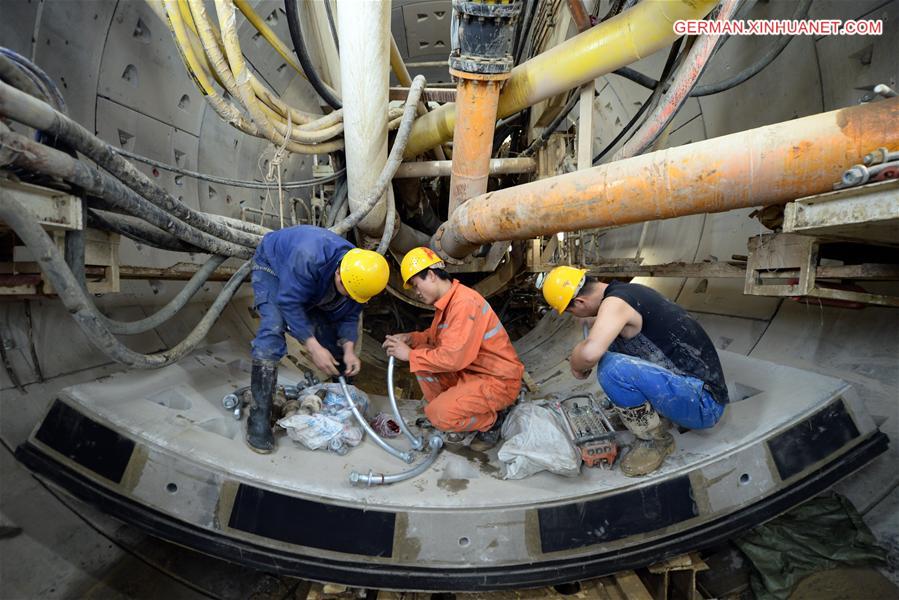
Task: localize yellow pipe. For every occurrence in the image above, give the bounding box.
[390,34,447,160]
[389,35,413,87]
[404,0,718,157]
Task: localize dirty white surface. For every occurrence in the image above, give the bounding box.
[53,339,857,510]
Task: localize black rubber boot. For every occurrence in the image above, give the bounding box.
[246,359,277,454]
[470,406,512,452]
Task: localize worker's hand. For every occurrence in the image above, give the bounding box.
[307,340,340,377]
[343,351,361,377]
[384,333,412,346]
[383,337,411,362]
[571,364,592,380]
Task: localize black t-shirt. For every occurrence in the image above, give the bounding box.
[603,281,729,404]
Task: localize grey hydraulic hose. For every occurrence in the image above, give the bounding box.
[349,435,443,487]
[0,47,66,113]
[337,376,415,464]
[374,185,397,255]
[385,356,424,450]
[0,80,258,249]
[0,130,253,258]
[101,254,228,335]
[329,75,426,236]
[114,146,346,190]
[87,208,199,253]
[0,190,251,369]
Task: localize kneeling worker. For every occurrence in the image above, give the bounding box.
[247,225,390,453]
[540,267,728,476]
[383,247,524,450]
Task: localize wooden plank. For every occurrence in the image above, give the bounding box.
[611,571,653,600]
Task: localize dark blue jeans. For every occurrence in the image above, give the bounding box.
[250,268,343,366]
[597,352,724,429]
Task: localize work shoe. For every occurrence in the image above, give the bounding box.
[442,431,475,449]
[614,401,675,477]
[620,429,675,476]
[469,428,501,452]
[469,408,511,452]
[246,359,278,454]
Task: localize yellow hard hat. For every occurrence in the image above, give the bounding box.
[401,247,445,289]
[539,266,588,313]
[339,248,389,303]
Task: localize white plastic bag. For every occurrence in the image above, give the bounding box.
[277,383,368,454]
[497,403,581,479]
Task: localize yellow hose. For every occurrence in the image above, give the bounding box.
[233,0,342,106]
[186,0,351,143]
[162,0,257,134]
[404,0,719,157]
[233,0,305,80]
[214,0,343,154]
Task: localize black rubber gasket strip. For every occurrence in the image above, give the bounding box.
[15,432,888,591]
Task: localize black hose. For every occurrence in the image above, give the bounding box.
[324,176,348,227]
[375,185,396,255]
[0,80,259,249]
[284,0,342,110]
[590,97,652,165]
[609,0,812,98]
[323,0,340,54]
[100,255,229,335]
[87,208,199,253]
[592,38,683,165]
[514,0,538,65]
[0,130,253,258]
[693,0,811,96]
[611,66,659,90]
[520,91,583,157]
[0,190,252,369]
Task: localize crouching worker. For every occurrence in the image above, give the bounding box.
[540,267,728,476]
[247,225,389,454]
[383,247,524,451]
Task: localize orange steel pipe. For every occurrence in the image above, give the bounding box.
[437,98,899,257]
[448,77,504,215]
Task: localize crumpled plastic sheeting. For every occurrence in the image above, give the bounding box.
[277,383,369,454]
[497,402,581,479]
[735,492,887,600]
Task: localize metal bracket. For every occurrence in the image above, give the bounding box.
[745,233,899,307]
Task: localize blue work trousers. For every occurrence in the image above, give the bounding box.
[597,352,724,430]
[250,268,344,367]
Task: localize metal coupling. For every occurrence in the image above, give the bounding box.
[449,0,521,76]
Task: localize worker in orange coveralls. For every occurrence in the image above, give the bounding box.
[383,247,524,450]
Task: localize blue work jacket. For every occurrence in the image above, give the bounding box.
[255,225,362,344]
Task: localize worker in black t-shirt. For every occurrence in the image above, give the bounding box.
[539,266,728,476]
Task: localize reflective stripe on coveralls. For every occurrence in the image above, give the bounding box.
[408,280,524,432]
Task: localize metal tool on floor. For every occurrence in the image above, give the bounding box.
[556,393,619,468]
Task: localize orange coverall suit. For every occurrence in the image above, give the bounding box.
[407,280,525,432]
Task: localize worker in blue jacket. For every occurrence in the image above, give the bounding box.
[247,225,389,453]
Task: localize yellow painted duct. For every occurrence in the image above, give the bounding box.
[403,0,719,157]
